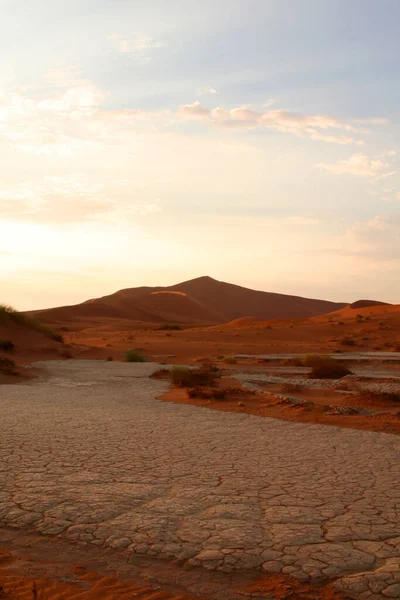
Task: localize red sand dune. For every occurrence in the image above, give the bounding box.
[29,276,347,328]
[0,312,60,357]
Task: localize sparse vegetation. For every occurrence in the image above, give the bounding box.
[0,340,15,352]
[0,304,64,343]
[151,367,170,379]
[170,364,219,387]
[303,354,328,368]
[187,386,226,400]
[356,314,364,323]
[222,355,237,364]
[0,357,18,375]
[125,349,147,362]
[282,357,305,367]
[340,336,357,346]
[308,355,352,379]
[156,323,182,331]
[106,356,113,361]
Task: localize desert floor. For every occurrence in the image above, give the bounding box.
[1,359,399,599]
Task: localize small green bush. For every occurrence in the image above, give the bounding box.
[0,340,15,352]
[170,366,193,386]
[125,349,146,362]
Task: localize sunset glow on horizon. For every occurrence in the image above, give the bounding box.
[1,0,400,310]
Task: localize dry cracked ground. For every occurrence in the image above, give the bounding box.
[1,360,400,599]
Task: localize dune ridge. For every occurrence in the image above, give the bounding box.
[28,276,348,328]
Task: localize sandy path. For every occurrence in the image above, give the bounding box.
[1,360,400,599]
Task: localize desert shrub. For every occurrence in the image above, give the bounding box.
[282,357,305,367]
[0,340,14,352]
[337,321,345,326]
[156,323,182,331]
[60,326,70,332]
[170,366,193,386]
[106,356,113,361]
[223,355,237,364]
[125,349,146,362]
[340,336,357,346]
[150,368,170,379]
[51,331,64,343]
[187,387,212,399]
[0,356,17,375]
[309,357,352,380]
[212,389,226,400]
[170,364,219,387]
[281,382,305,393]
[356,314,364,323]
[60,348,73,359]
[303,354,330,368]
[393,343,400,352]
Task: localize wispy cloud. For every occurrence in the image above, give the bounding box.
[196,86,218,96]
[107,33,165,62]
[176,101,383,144]
[316,152,396,177]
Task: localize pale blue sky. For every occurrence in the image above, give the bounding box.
[1,0,399,308]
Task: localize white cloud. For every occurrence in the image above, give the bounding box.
[176,101,378,144]
[107,33,165,61]
[316,152,395,177]
[197,86,218,96]
[178,100,210,119]
[0,69,152,155]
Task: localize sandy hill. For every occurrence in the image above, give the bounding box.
[29,276,347,328]
[0,306,65,375]
[316,301,399,323]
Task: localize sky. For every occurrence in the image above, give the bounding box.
[1,0,400,310]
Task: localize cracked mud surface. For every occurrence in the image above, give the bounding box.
[1,360,400,599]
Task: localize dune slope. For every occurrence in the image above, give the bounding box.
[29,276,347,327]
